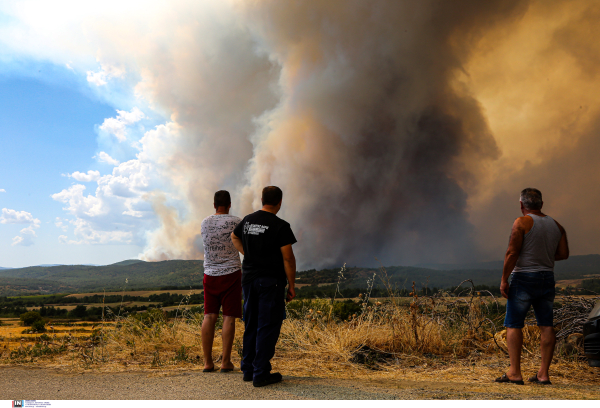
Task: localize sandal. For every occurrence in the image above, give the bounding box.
[203,367,216,373]
[528,374,551,385]
[495,373,524,385]
[220,367,234,373]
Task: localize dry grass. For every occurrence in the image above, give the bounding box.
[1,277,599,390]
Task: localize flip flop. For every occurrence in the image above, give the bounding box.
[203,367,216,373]
[495,373,524,385]
[528,374,551,385]
[220,367,234,373]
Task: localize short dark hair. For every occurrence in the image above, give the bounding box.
[214,190,231,207]
[262,186,283,206]
[520,188,543,210]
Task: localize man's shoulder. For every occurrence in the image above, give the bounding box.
[223,214,242,222]
[513,215,534,233]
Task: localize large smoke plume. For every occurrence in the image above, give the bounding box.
[141,0,600,267]
[143,0,529,267]
[6,0,599,267]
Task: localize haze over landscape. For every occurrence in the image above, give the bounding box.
[1,0,600,269]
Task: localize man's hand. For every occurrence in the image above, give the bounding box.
[500,218,525,299]
[286,285,296,302]
[281,244,296,302]
[231,232,244,255]
[500,280,510,299]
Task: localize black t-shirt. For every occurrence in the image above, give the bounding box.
[232,210,297,285]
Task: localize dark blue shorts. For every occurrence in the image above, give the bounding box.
[504,271,555,329]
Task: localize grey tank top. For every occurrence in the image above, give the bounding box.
[513,214,562,273]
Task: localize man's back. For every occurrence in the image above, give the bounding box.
[201,214,242,276]
[513,214,563,273]
[233,210,296,285]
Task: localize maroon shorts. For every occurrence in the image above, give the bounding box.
[203,270,242,318]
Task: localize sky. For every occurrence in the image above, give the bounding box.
[0,0,599,269]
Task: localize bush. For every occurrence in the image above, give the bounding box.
[69,305,87,318]
[20,311,43,326]
[31,320,46,333]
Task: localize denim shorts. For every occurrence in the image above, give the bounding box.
[504,271,555,329]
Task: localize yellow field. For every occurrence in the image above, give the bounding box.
[26,302,159,312]
[66,290,202,298]
[0,318,108,353]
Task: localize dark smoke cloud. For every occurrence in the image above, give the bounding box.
[237,0,529,267]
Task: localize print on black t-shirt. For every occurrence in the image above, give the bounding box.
[233,210,297,286]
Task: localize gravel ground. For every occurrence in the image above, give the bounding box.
[1,367,599,400]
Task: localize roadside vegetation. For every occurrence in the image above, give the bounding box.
[0,266,598,389]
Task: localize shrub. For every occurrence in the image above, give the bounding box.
[31,320,46,333]
[69,305,87,318]
[20,311,43,326]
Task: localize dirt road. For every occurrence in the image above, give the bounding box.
[1,366,599,400]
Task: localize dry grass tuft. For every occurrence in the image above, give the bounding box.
[1,272,599,387]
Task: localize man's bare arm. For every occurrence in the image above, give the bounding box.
[281,244,296,302]
[500,218,525,298]
[231,232,244,255]
[554,221,569,261]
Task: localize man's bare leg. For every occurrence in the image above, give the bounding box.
[506,327,524,381]
[201,314,218,370]
[537,326,556,381]
[221,316,236,370]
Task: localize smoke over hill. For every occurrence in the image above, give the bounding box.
[4,1,599,268]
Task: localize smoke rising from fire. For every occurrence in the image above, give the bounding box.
[140,0,600,267]
[4,0,599,267]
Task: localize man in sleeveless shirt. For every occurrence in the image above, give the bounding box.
[231,186,297,387]
[200,190,243,372]
[495,188,569,385]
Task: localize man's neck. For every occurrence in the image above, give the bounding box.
[522,209,545,217]
[261,206,279,215]
[215,207,229,215]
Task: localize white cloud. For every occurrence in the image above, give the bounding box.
[52,184,103,217]
[67,170,101,182]
[94,151,120,166]
[67,218,133,245]
[55,217,68,232]
[50,134,171,245]
[99,107,145,142]
[58,235,68,244]
[2,208,41,246]
[0,189,5,193]
[1,208,41,226]
[86,63,125,86]
[12,225,38,246]
[73,171,101,182]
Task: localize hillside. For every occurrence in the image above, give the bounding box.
[0,260,204,295]
[296,254,600,292]
[0,254,598,297]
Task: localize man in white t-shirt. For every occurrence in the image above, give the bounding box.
[200,190,242,373]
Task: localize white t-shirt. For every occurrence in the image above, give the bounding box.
[201,214,242,276]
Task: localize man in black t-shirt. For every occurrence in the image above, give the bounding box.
[231,186,297,387]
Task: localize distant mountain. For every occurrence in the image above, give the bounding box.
[1,254,598,297]
[417,254,600,277]
[0,259,204,296]
[297,254,600,291]
[108,259,145,266]
[416,260,503,271]
[0,267,13,270]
